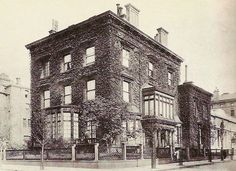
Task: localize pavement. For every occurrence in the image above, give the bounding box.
[0,158,235,171]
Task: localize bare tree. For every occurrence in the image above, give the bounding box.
[31,110,50,170]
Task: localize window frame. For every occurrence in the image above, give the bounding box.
[73,113,79,139]
[122,80,131,102]
[42,90,50,108]
[64,85,72,104]
[167,71,174,86]
[62,54,72,72]
[148,62,154,77]
[85,47,95,66]
[86,80,96,100]
[63,112,72,139]
[40,60,50,79]
[143,92,174,119]
[122,49,130,67]
[86,120,97,139]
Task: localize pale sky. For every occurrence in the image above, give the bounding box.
[0,0,235,94]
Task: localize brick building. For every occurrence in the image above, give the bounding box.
[25,4,183,149]
[0,73,31,147]
[178,82,212,155]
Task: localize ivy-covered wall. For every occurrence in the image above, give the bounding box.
[178,82,212,149]
[27,11,182,142]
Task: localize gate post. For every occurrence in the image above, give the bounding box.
[186,147,190,161]
[3,148,6,161]
[122,143,127,160]
[94,143,99,161]
[140,144,144,160]
[71,144,76,161]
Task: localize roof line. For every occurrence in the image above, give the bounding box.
[25,10,183,62]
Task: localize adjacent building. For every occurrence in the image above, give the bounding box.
[178,82,212,155]
[211,89,236,150]
[25,4,183,149]
[0,73,31,147]
[212,89,236,118]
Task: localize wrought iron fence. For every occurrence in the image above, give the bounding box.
[98,146,122,160]
[157,148,171,158]
[143,147,152,159]
[126,146,141,160]
[24,150,42,160]
[6,150,24,160]
[47,148,72,160]
[75,144,95,160]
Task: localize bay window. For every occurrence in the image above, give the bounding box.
[143,91,174,119]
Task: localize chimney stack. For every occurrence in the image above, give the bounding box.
[116,4,126,19]
[49,19,58,35]
[154,27,168,46]
[213,88,220,100]
[125,3,140,27]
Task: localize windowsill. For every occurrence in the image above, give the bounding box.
[40,75,51,80]
[84,62,95,67]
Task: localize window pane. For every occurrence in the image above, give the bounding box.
[64,112,71,120]
[64,54,71,63]
[44,99,50,108]
[122,49,129,67]
[149,62,153,70]
[65,95,71,104]
[123,92,129,102]
[163,101,166,117]
[155,100,159,115]
[123,81,129,92]
[65,86,71,95]
[74,121,79,139]
[44,90,50,99]
[86,56,95,64]
[64,121,71,139]
[45,61,50,76]
[144,101,149,115]
[86,47,95,56]
[150,100,154,115]
[87,90,95,100]
[87,80,95,91]
[160,101,163,116]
